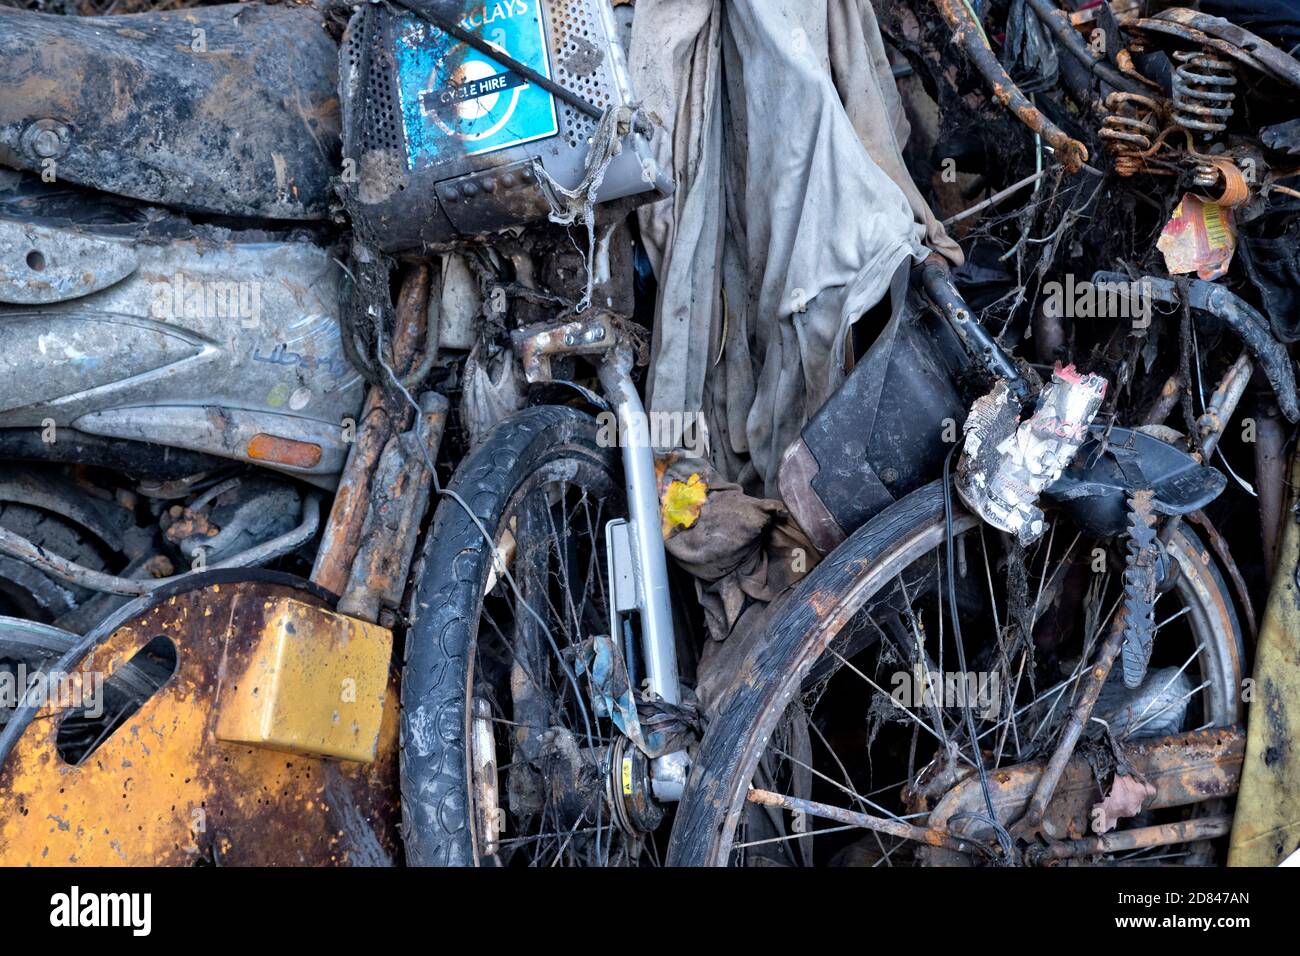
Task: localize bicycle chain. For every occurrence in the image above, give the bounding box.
[1119,489,1160,689]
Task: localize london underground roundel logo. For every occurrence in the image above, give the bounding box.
[423,43,526,143]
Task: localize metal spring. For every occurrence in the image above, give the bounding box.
[1172,49,1236,135]
[1192,161,1220,190]
[1099,92,1161,176]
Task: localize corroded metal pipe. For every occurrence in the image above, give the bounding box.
[932,0,1089,172]
[1029,815,1233,862]
[312,263,431,594]
[338,392,450,622]
[746,788,980,854]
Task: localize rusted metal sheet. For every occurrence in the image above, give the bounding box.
[0,579,400,866]
[511,312,617,383]
[1229,452,1300,866]
[0,3,339,219]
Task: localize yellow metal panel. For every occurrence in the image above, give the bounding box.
[1229,452,1300,866]
[215,597,392,763]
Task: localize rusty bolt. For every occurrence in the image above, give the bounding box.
[22,119,70,160]
[31,129,61,157]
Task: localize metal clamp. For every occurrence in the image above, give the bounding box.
[511,312,615,384]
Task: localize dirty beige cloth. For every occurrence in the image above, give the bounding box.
[628,0,726,434]
[631,0,961,495]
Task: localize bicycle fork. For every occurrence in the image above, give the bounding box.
[598,351,690,801]
[510,316,690,801]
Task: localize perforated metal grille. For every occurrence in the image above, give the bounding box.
[342,12,406,158]
[343,3,622,159]
[340,18,364,145]
[361,29,404,156]
[550,0,615,149]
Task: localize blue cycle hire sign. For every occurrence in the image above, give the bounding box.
[394,1,560,167]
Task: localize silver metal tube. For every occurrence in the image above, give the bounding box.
[597,353,689,800]
[598,352,681,707]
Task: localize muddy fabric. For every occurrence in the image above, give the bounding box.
[631,0,961,495]
[659,454,817,644]
[460,340,525,446]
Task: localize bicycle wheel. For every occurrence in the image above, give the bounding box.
[668,480,1244,866]
[401,405,664,866]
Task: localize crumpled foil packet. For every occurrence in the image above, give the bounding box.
[956,364,1108,543]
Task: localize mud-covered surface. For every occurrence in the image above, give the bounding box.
[0,1,340,218]
[3,0,1300,873]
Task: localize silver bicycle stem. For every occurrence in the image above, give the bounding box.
[598,350,689,801]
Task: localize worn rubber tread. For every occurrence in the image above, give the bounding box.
[0,502,108,616]
[399,405,616,866]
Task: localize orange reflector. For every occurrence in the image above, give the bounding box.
[247,433,322,468]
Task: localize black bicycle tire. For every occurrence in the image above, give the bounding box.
[400,405,618,866]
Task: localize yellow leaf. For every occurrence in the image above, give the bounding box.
[661,473,708,538]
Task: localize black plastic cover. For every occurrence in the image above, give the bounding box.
[780,291,969,547]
